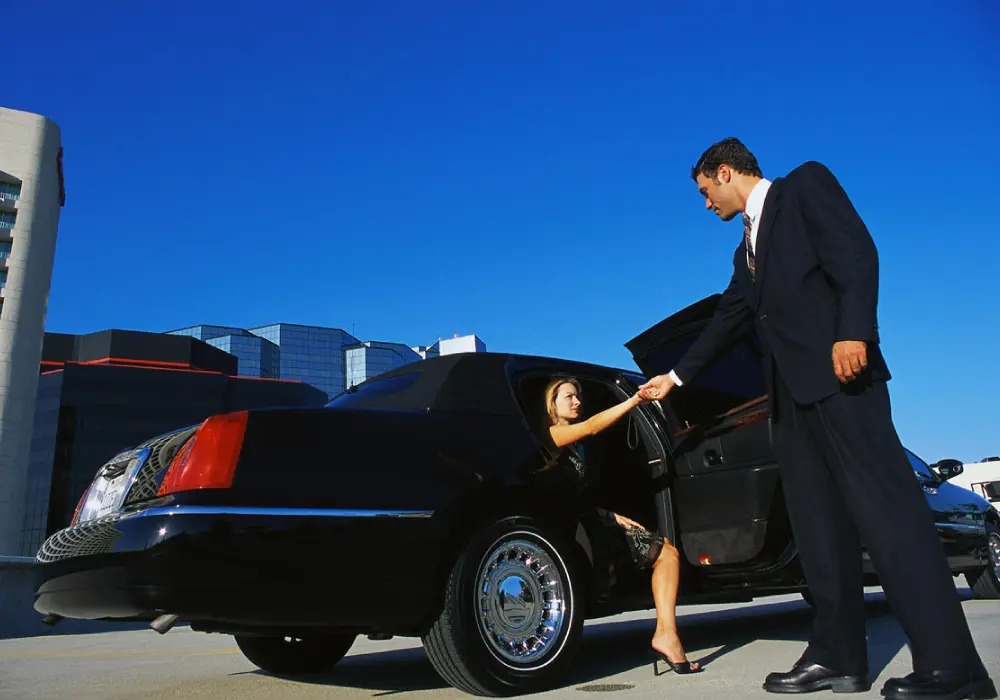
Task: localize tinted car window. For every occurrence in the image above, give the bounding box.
[905,449,936,481]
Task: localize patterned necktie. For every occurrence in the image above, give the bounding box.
[743,212,755,280]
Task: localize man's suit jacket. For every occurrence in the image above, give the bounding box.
[673,161,890,406]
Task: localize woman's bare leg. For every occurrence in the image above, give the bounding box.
[650,541,699,669]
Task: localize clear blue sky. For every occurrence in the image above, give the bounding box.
[7,1,998,462]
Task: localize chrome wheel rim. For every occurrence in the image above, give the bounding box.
[475,536,568,668]
[989,532,1000,580]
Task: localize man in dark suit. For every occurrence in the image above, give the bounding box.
[638,138,994,699]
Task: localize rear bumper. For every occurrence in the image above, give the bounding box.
[33,553,334,625]
[31,507,311,623]
[32,504,442,630]
[34,558,163,620]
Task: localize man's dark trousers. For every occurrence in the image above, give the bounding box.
[771,368,983,676]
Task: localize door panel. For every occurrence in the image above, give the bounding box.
[673,464,781,566]
[668,401,783,567]
[672,399,772,477]
[624,296,788,570]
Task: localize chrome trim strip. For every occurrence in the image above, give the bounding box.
[124,506,435,519]
[936,522,986,535]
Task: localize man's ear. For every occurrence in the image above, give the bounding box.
[716,164,732,183]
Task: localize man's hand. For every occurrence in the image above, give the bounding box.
[613,513,646,530]
[638,374,676,401]
[832,341,868,383]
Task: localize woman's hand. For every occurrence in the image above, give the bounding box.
[613,513,646,530]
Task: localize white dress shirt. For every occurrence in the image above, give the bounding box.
[668,179,771,388]
[743,178,771,268]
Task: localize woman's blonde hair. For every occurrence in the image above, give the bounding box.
[544,377,582,426]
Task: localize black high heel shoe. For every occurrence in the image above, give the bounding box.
[652,651,703,676]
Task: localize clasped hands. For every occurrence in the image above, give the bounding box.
[636,374,675,401]
[635,340,869,400]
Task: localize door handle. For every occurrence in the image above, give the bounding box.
[703,449,723,468]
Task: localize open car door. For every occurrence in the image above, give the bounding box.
[625,296,792,572]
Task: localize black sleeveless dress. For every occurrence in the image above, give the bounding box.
[558,444,663,570]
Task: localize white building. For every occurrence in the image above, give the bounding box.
[950,458,1000,506]
[412,333,487,360]
[0,107,65,555]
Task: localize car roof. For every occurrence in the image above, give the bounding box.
[331,352,643,415]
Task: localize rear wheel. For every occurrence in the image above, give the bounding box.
[234,634,356,675]
[422,516,585,696]
[967,522,1000,600]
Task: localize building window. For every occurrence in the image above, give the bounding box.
[0,240,10,261]
[0,269,6,289]
[0,298,3,319]
[0,182,20,202]
[0,211,15,230]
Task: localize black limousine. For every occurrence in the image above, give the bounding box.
[32,295,1000,696]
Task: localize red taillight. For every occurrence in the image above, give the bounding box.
[157,411,249,496]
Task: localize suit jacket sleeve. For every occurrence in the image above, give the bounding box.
[797,161,880,343]
[672,271,753,384]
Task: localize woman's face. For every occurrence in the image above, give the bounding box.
[553,382,582,423]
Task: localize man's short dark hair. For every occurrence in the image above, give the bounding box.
[691,137,763,181]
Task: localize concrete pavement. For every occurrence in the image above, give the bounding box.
[1,588,997,700]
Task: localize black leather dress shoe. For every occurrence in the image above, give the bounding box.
[880,669,997,700]
[763,658,871,694]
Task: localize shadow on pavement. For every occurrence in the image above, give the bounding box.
[233,645,447,695]
[234,592,915,694]
[564,591,910,687]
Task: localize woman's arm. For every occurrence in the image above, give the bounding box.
[549,394,643,448]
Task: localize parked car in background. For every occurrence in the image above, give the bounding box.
[938,457,1000,507]
[906,451,999,599]
[30,295,1000,697]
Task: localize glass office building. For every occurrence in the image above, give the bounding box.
[249,324,357,398]
[210,334,280,379]
[345,341,422,390]
[168,325,281,379]
[169,322,487,400]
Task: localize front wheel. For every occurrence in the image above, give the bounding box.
[967,522,1000,600]
[422,516,585,696]
[234,633,356,675]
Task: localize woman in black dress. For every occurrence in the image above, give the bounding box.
[544,377,701,675]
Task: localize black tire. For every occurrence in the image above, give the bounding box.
[967,522,1000,600]
[422,516,585,696]
[234,634,356,675]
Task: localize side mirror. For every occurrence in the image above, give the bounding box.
[932,458,964,481]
